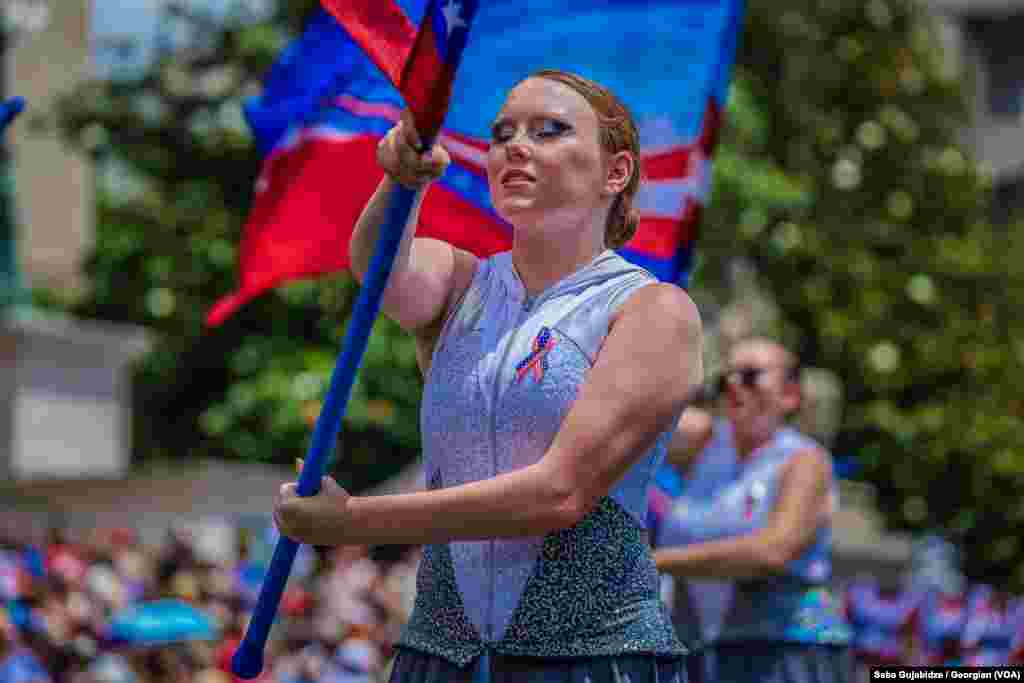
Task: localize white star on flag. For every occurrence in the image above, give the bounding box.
[441,0,468,38]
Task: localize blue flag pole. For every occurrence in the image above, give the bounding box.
[231,186,419,679]
[231,4,480,678]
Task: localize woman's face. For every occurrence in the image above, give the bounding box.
[486,78,610,230]
[723,341,798,439]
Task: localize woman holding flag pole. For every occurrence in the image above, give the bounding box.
[274,69,701,682]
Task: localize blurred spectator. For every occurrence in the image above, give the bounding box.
[0,607,52,683]
[844,577,921,678]
[1010,598,1024,665]
[314,546,379,646]
[908,536,968,667]
[326,626,381,683]
[370,545,420,650]
[961,585,1015,666]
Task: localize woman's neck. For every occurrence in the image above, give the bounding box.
[510,226,606,300]
[733,426,777,461]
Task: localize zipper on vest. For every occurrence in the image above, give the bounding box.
[484,295,534,644]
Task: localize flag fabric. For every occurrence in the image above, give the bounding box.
[327,0,479,142]
[206,0,745,327]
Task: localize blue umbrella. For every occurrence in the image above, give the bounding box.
[0,97,25,133]
[108,599,219,647]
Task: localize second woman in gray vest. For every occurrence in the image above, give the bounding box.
[654,338,852,683]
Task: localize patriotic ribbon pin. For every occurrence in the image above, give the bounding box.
[515,327,557,383]
[744,481,766,521]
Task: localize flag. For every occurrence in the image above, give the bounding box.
[206,0,745,326]
[327,0,478,141]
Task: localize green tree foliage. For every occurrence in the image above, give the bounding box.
[57,0,420,492]
[699,0,1024,588]
[53,0,1023,585]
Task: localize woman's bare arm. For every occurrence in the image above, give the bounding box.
[664,407,714,472]
[349,113,477,337]
[653,449,832,579]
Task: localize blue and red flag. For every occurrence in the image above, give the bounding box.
[327,0,477,141]
[207,0,745,326]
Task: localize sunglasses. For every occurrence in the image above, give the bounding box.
[716,366,770,394]
[715,364,801,394]
[692,364,800,403]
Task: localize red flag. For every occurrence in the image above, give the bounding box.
[205,117,511,327]
[321,0,416,87]
[324,0,478,141]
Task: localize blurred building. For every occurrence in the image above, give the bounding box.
[9,0,92,294]
[1,459,292,541]
[1,0,148,481]
[927,0,1024,221]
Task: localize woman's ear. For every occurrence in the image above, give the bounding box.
[782,379,803,417]
[604,150,635,196]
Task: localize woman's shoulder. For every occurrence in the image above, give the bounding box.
[596,253,696,309]
[777,426,830,462]
[773,429,835,490]
[611,281,701,334]
[459,249,511,294]
[442,249,506,316]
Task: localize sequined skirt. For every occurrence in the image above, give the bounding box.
[388,648,688,683]
[704,643,853,683]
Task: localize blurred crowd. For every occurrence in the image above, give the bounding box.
[0,522,420,683]
[3,521,1024,683]
[844,578,1024,672]
[842,536,1024,672]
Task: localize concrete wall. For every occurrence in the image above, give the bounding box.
[1,459,293,532]
[0,314,148,480]
[8,0,93,296]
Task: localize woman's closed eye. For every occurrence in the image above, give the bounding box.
[490,121,515,144]
[533,119,571,139]
[490,118,572,144]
